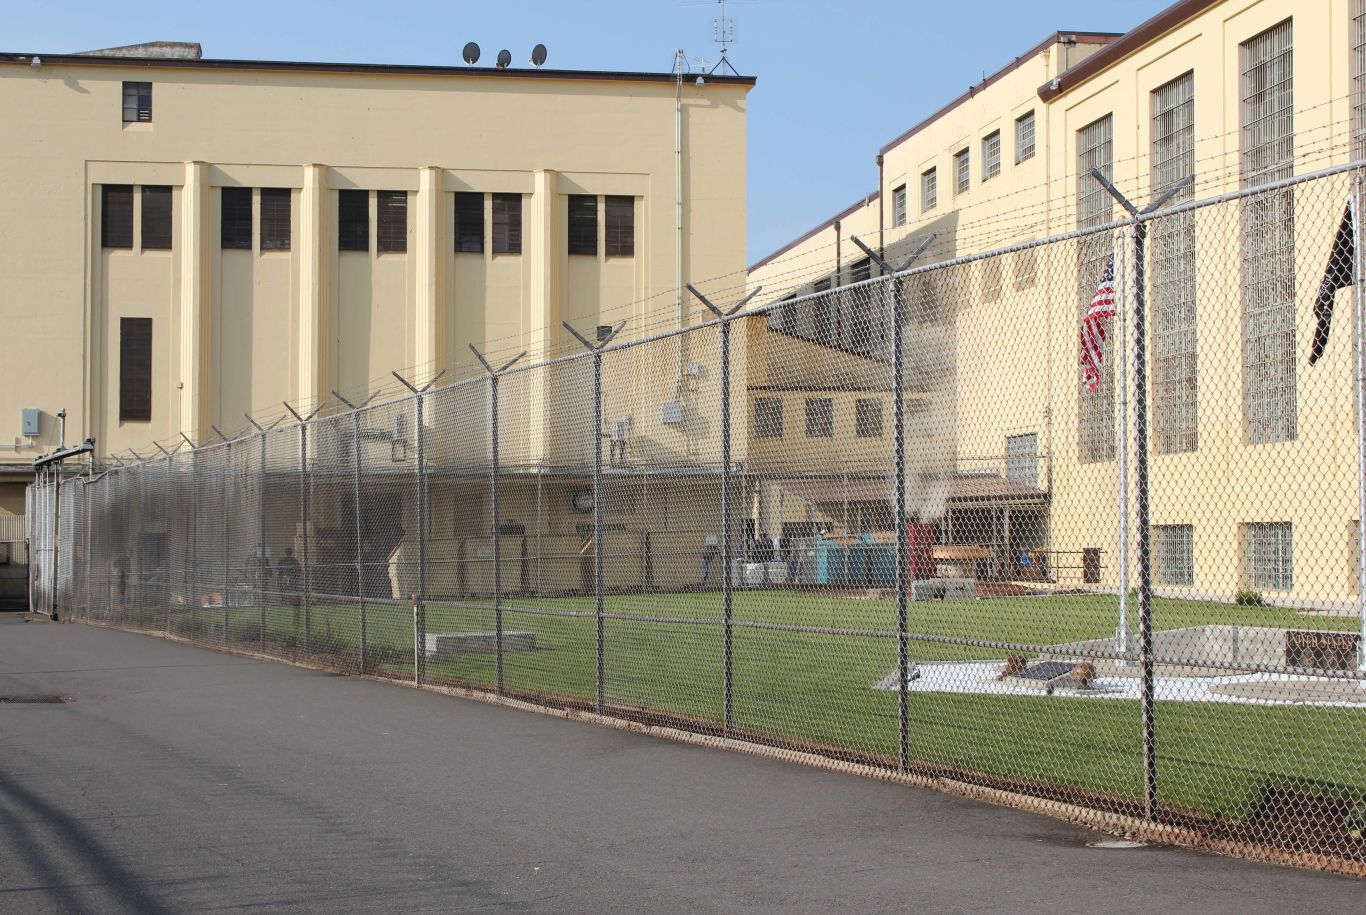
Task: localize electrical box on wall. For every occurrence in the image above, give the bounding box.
[21,409,40,437]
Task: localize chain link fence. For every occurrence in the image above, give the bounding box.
[30,164,1366,872]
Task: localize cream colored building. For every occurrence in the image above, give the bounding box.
[749,0,1366,608]
[0,43,753,523]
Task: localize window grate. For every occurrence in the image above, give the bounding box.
[982,130,1001,181]
[376,191,407,253]
[605,195,634,256]
[221,187,252,250]
[122,81,151,123]
[338,189,369,252]
[140,186,172,250]
[1155,525,1194,586]
[891,184,907,227]
[454,192,483,253]
[1240,19,1296,445]
[1077,114,1115,464]
[1015,110,1036,163]
[1151,71,1198,455]
[1006,433,1038,488]
[804,398,834,438]
[119,317,153,423]
[492,193,522,255]
[1245,521,1292,591]
[921,168,937,212]
[259,188,291,251]
[101,185,133,249]
[954,148,970,195]
[568,195,597,255]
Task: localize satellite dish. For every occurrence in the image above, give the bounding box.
[496,49,512,69]
[462,42,480,65]
[530,44,548,68]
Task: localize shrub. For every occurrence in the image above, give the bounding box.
[1234,589,1265,607]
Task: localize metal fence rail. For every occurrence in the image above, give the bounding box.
[31,165,1366,872]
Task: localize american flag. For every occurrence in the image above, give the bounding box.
[1079,257,1116,393]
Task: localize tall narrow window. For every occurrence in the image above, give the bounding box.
[1241,20,1296,445]
[982,130,1001,181]
[140,186,172,250]
[376,191,407,253]
[454,192,483,253]
[804,398,834,438]
[755,398,783,438]
[855,399,884,438]
[119,317,153,422]
[492,193,522,254]
[954,148,970,194]
[1151,71,1198,455]
[1006,433,1038,488]
[101,185,133,249]
[338,189,369,252]
[605,195,634,256]
[1015,110,1036,163]
[892,184,907,227]
[259,188,291,251]
[568,195,597,255]
[921,168,937,212]
[1155,524,1194,586]
[221,187,252,250]
[1355,0,1366,158]
[1077,113,1115,464]
[122,81,152,123]
[1245,521,1293,591]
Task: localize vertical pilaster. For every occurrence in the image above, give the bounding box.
[529,169,557,461]
[178,161,207,438]
[298,164,326,411]
[414,167,442,381]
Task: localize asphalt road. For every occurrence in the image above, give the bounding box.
[0,614,1359,913]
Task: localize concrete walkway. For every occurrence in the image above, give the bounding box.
[0,614,1359,913]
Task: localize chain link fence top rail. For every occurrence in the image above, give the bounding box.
[30,163,1366,872]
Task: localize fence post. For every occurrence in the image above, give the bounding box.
[259,426,268,649]
[223,439,231,646]
[1352,171,1366,675]
[471,346,527,697]
[416,390,427,686]
[188,444,199,638]
[83,479,92,621]
[688,284,761,738]
[563,321,624,716]
[353,411,367,674]
[852,235,934,774]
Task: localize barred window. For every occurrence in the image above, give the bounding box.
[954,148,970,195]
[855,399,883,438]
[921,168,937,212]
[338,189,369,252]
[140,185,172,250]
[1245,521,1292,591]
[376,191,407,253]
[221,187,252,250]
[1077,113,1115,464]
[1155,524,1194,586]
[122,81,151,123]
[1006,433,1037,488]
[259,188,291,251]
[1015,110,1036,163]
[1151,71,1198,455]
[101,185,133,249]
[568,194,597,255]
[492,194,522,254]
[982,130,1001,181]
[119,317,153,422]
[804,398,834,438]
[892,184,907,227]
[605,195,634,256]
[755,398,783,438]
[1355,0,1366,158]
[1240,20,1296,445]
[454,192,483,253]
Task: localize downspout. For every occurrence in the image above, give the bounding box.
[675,50,686,392]
[876,154,885,261]
[1042,44,1055,499]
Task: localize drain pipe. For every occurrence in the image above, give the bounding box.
[675,50,686,392]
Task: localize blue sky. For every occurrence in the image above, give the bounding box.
[7,0,1170,262]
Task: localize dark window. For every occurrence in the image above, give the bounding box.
[892,184,907,227]
[755,398,783,438]
[492,193,521,254]
[813,277,833,346]
[101,185,133,249]
[122,81,152,123]
[805,398,834,438]
[850,257,871,284]
[140,186,172,250]
[568,194,597,255]
[779,294,799,334]
[119,317,153,422]
[454,192,483,253]
[220,187,252,250]
[605,195,634,256]
[259,188,291,251]
[377,191,407,253]
[338,189,369,252]
[855,399,884,438]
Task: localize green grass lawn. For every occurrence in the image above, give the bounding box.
[108,589,1365,830]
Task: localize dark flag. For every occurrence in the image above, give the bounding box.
[1308,198,1356,366]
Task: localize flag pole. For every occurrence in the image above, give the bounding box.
[1116,232,1132,657]
[1353,172,1366,677]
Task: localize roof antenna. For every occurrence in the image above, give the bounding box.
[708,0,742,76]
